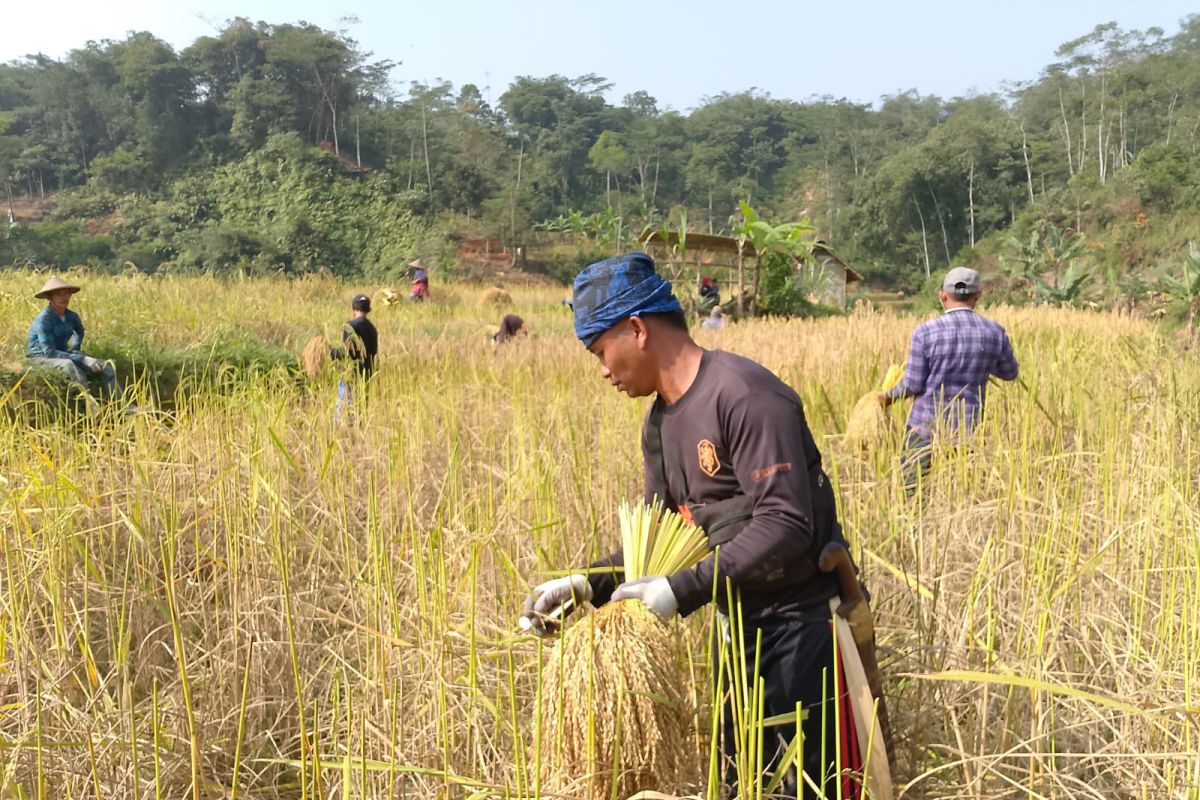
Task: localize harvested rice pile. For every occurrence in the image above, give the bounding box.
[540,600,692,800]
[846,364,904,448]
[538,502,708,800]
[301,336,328,379]
[477,286,513,307]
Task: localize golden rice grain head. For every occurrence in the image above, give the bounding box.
[301,336,328,379]
[539,600,697,800]
[880,364,904,393]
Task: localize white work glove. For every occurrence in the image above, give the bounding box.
[80,355,105,374]
[611,576,679,621]
[519,574,593,636]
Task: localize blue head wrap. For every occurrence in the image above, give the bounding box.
[572,251,681,347]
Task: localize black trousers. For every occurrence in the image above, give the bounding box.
[719,605,863,799]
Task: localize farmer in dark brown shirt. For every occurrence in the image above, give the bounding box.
[520,251,864,799]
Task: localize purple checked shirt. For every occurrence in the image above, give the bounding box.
[886,307,1018,439]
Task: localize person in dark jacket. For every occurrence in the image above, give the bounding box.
[519,251,866,799]
[332,294,378,424]
[698,275,720,313]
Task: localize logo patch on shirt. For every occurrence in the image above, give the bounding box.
[751,462,792,482]
[697,439,721,477]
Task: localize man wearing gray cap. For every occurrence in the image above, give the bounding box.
[880,267,1018,490]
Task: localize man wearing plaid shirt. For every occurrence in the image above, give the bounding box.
[881,267,1019,489]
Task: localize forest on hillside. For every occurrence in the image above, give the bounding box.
[3,16,1200,300]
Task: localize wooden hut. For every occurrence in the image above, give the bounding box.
[638,230,863,312]
[809,241,864,307]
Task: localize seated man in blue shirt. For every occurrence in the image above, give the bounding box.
[26,276,120,399]
[881,267,1019,490]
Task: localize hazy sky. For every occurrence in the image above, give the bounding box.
[1,1,1195,110]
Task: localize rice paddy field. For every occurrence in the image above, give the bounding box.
[0,271,1197,799]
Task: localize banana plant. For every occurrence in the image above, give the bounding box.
[1034,262,1091,307]
[730,201,817,312]
[1005,222,1085,292]
[1159,239,1200,332]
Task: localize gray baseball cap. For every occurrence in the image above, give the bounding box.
[943,267,981,297]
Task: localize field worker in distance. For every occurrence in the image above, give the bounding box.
[331,293,378,423]
[520,251,869,798]
[408,259,430,302]
[492,313,528,346]
[880,266,1019,491]
[698,275,720,313]
[26,276,120,402]
[701,305,724,330]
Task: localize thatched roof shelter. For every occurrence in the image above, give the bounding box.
[638,229,863,310]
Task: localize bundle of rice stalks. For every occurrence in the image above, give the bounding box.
[539,501,708,800]
[374,287,402,307]
[845,364,904,448]
[477,286,513,307]
[301,336,328,379]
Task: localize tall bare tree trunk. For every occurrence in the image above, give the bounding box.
[1020,121,1035,201]
[1078,82,1087,175]
[736,241,745,317]
[824,153,834,238]
[1058,87,1075,177]
[1166,91,1180,146]
[1118,102,1127,168]
[315,67,339,155]
[614,174,623,251]
[1097,76,1106,183]
[913,195,931,279]
[651,157,660,208]
[510,138,524,266]
[407,140,415,190]
[968,157,976,249]
[420,102,433,207]
[927,183,952,266]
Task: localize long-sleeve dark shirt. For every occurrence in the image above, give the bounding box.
[588,350,840,622]
[342,317,378,377]
[26,307,85,364]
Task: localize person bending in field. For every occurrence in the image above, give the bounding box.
[331,293,378,423]
[880,266,1019,491]
[519,252,872,799]
[492,313,528,347]
[26,276,120,405]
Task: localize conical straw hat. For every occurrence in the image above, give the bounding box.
[34,276,82,299]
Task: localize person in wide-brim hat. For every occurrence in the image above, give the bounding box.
[26,275,121,403]
[33,276,81,300]
[408,261,430,301]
